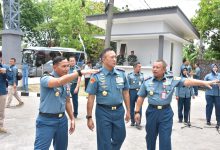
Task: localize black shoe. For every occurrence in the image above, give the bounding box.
[207,121,211,125]
[130,122,135,126]
[216,122,220,129]
[178,120,183,123]
[136,123,142,130]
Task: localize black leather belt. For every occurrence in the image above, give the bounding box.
[39,112,65,118]
[149,104,170,110]
[97,103,122,110]
[130,88,139,91]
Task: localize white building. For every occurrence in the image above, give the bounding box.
[86,6,199,76]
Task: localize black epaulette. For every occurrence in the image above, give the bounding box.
[116,68,125,72]
[145,76,152,81]
[42,71,54,78]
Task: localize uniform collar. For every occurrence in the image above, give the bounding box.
[102,67,119,75]
[133,71,140,76]
[152,75,166,81]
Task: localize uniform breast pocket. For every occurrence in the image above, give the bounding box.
[98,82,109,92]
[116,84,124,89]
[166,85,172,92]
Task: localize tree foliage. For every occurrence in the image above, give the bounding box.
[20,0,106,62]
[20,0,45,46]
[183,44,199,65]
[192,0,220,59]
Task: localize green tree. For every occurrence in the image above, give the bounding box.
[192,0,220,59]
[43,0,105,61]
[20,0,44,46]
[183,44,199,65]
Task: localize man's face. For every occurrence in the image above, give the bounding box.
[134,64,141,73]
[53,59,70,76]
[152,62,166,78]
[69,57,76,66]
[9,59,15,65]
[103,51,116,68]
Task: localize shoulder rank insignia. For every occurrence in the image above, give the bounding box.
[116,68,125,72]
[174,76,181,80]
[42,71,54,78]
[145,76,152,81]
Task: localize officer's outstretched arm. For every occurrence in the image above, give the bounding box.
[47,69,99,88]
[184,78,218,89]
[87,94,95,131]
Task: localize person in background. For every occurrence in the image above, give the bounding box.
[6,58,24,108]
[84,61,92,92]
[192,63,201,96]
[180,58,192,76]
[68,56,81,118]
[204,64,220,127]
[176,68,195,123]
[127,62,144,128]
[127,50,137,66]
[0,61,9,133]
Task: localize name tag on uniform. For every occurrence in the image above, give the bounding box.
[161,91,166,99]
[116,77,124,84]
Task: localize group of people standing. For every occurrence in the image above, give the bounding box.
[1,48,219,150]
[34,48,220,150]
[0,58,24,133]
[177,58,220,128]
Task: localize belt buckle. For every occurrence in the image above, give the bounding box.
[58,113,63,118]
[157,106,162,110]
[112,106,117,110]
[136,88,139,91]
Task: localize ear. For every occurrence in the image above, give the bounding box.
[53,64,57,71]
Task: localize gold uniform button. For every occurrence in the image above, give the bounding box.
[102,91,108,96]
[149,91,154,96]
[55,91,60,97]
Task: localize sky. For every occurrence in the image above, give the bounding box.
[94,0,201,19]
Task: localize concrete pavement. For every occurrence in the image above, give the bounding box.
[0,90,220,150]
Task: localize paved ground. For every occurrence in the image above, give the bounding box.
[0,90,220,150]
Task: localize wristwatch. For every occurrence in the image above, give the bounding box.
[134,111,140,114]
[86,115,92,119]
[77,70,82,77]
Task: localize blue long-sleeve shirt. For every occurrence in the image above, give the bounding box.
[7,65,18,86]
[0,64,9,95]
[204,72,220,96]
[175,77,194,98]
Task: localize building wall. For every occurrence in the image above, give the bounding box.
[116,39,183,77]
[172,42,183,76]
[112,21,182,36]
[112,21,164,35]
